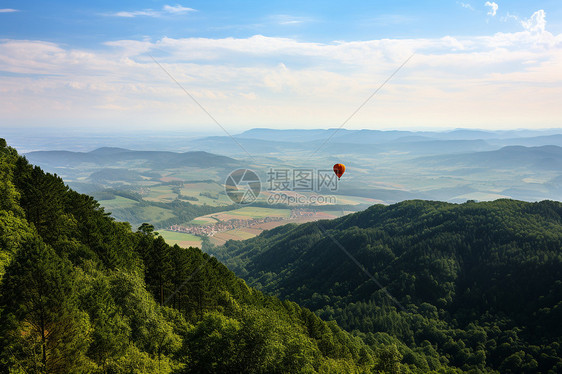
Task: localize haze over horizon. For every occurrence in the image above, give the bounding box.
[1,0,562,133]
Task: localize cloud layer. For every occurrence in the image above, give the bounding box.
[110,4,195,18]
[1,10,561,130]
[485,1,498,16]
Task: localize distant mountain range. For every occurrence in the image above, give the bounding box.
[235,128,562,143]
[24,147,240,169]
[19,128,562,204]
[415,145,562,171]
[186,128,562,157]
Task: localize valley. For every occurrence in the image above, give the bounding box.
[20,128,562,251]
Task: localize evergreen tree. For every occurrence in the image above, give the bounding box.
[0,237,92,373]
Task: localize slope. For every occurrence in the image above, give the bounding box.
[0,139,438,374]
[217,199,562,373]
[25,147,240,169]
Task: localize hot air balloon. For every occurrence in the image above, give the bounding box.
[333,163,345,179]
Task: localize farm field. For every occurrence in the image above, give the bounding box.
[189,217,217,225]
[141,206,175,223]
[99,196,138,209]
[141,181,232,206]
[224,207,291,218]
[180,182,232,206]
[159,230,202,249]
[211,229,256,245]
[143,185,177,202]
[189,206,291,224]
[208,210,345,245]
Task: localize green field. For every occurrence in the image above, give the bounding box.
[189,218,214,225]
[180,182,231,206]
[226,207,291,218]
[331,194,380,205]
[158,230,202,248]
[99,196,138,209]
[141,206,175,223]
[144,185,177,202]
[166,168,221,180]
[141,182,232,206]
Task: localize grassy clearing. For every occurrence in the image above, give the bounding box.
[141,206,175,222]
[144,185,177,202]
[189,218,215,225]
[226,207,291,218]
[213,229,256,242]
[331,195,379,205]
[180,182,231,206]
[167,168,220,180]
[99,196,138,209]
[158,230,202,248]
[159,230,201,241]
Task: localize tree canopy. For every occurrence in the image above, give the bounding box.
[0,140,443,373]
[217,199,562,373]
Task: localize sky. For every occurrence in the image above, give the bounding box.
[1,0,562,133]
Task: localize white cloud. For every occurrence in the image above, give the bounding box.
[271,15,312,25]
[459,2,474,11]
[110,4,195,18]
[114,10,156,18]
[0,8,19,13]
[162,5,196,14]
[500,12,519,23]
[485,1,498,16]
[1,9,562,130]
[521,10,546,33]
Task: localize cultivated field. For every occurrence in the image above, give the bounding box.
[99,196,138,209]
[159,230,202,249]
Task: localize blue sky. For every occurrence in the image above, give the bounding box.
[1,1,562,131]
[2,1,561,42]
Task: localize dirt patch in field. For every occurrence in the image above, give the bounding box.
[160,176,183,182]
[243,227,263,235]
[213,232,243,241]
[206,212,341,245]
[253,213,336,230]
[177,240,201,249]
[314,212,338,219]
[208,213,252,222]
[209,237,226,246]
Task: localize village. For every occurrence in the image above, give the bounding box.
[169,209,317,237]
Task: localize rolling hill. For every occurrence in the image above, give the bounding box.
[415,145,562,170]
[2,140,431,373]
[216,199,562,373]
[25,147,240,169]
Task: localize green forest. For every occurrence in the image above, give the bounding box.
[0,143,466,372]
[3,138,562,373]
[217,199,562,373]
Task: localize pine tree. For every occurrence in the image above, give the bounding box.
[0,237,92,373]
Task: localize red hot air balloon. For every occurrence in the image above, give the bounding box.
[333,163,346,179]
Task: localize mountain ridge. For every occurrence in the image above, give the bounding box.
[24,147,240,169]
[216,199,562,373]
[3,140,426,374]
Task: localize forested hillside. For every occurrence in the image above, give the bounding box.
[217,199,562,373]
[0,140,455,373]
